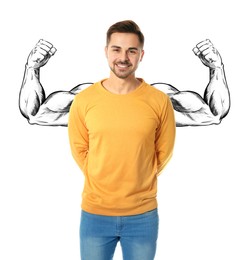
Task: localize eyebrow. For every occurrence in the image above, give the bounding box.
[111,45,139,51]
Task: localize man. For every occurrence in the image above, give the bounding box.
[18,20,230,260]
[19,34,230,127]
[68,20,175,259]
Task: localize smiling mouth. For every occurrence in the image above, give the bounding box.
[116,63,131,68]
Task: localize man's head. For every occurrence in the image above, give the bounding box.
[106,20,144,48]
[105,20,145,79]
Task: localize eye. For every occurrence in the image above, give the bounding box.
[129,50,136,54]
[128,49,138,55]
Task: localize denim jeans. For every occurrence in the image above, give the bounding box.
[80,208,159,260]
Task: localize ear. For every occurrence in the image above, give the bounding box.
[104,46,108,58]
[140,50,145,62]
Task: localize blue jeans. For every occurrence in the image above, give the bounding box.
[80,209,159,260]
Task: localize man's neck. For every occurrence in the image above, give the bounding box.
[102,75,142,95]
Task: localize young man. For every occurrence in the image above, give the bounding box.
[68,20,176,260]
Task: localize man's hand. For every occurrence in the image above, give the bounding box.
[193,39,223,69]
[26,39,57,69]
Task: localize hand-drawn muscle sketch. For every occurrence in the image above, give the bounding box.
[19,39,230,127]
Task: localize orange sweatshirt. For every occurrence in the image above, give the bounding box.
[68,79,176,216]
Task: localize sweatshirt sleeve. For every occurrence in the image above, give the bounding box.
[68,96,89,173]
[155,95,176,175]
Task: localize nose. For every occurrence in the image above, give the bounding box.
[119,50,129,61]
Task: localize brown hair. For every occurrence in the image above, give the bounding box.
[106,20,144,47]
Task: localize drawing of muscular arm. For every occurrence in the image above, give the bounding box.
[19,39,92,126]
[153,39,230,126]
[19,39,230,127]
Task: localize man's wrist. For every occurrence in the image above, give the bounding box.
[210,63,224,71]
[25,63,39,70]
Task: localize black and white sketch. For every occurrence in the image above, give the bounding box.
[19,39,230,127]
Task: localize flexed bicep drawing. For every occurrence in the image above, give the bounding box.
[19,39,230,127]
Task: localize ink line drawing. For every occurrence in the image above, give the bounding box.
[19,39,230,127]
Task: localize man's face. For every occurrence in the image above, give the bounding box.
[105,33,144,79]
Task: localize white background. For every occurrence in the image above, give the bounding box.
[1,0,244,259]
